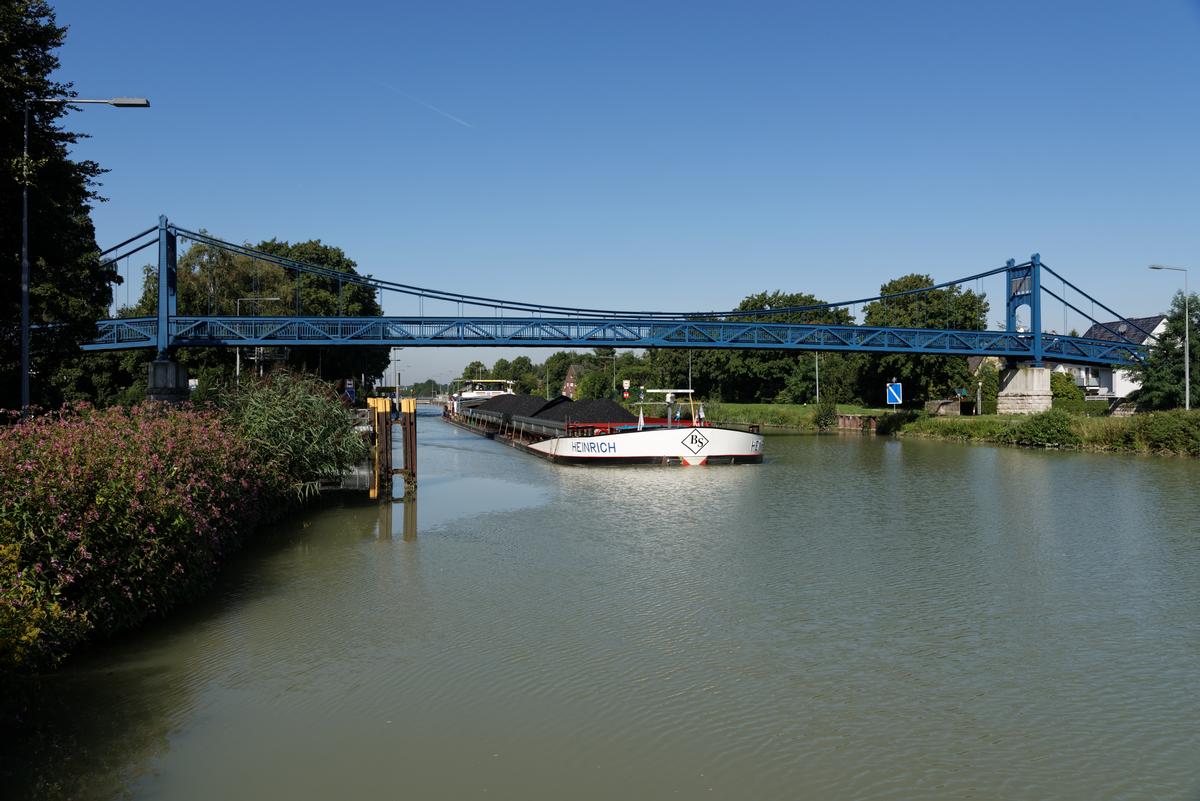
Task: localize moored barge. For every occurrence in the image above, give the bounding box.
[443,392,763,466]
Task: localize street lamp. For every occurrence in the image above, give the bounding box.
[236,297,280,384]
[1149,265,1190,410]
[20,96,150,413]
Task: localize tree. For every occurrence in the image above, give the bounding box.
[657,291,852,402]
[1,2,116,409]
[460,361,489,381]
[574,370,611,400]
[857,274,988,403]
[246,239,389,381]
[490,358,512,380]
[974,361,1000,414]
[1132,290,1200,410]
[507,355,539,394]
[1050,371,1083,401]
[106,238,389,396]
[541,351,578,396]
[777,352,864,405]
[410,378,441,397]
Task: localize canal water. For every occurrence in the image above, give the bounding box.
[6,413,1199,800]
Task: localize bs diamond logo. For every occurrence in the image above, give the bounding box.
[681,429,709,454]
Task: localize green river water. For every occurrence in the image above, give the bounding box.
[5,412,1199,800]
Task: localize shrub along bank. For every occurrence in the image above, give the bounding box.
[0,373,366,675]
[896,409,1200,455]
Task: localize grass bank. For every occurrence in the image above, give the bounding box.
[705,402,886,431]
[893,408,1200,456]
[0,373,366,678]
[701,401,1200,456]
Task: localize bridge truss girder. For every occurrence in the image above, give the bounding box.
[84,315,1144,367]
[87,216,1150,369]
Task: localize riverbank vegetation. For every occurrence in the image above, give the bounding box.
[892,408,1200,455]
[0,374,365,677]
[698,401,883,430]
[459,282,993,408]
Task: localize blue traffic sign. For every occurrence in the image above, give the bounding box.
[886,383,903,405]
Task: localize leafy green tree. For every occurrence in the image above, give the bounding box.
[244,239,389,380]
[574,370,612,400]
[657,291,852,402]
[814,394,838,430]
[541,351,578,396]
[506,355,540,394]
[777,352,864,405]
[410,378,441,397]
[1132,290,1200,410]
[490,358,512,380]
[974,361,1000,414]
[857,274,988,402]
[460,360,489,381]
[111,238,388,394]
[1,2,116,409]
[1050,371,1084,400]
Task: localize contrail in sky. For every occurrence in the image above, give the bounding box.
[375,80,474,128]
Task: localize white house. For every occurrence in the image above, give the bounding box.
[1051,315,1166,400]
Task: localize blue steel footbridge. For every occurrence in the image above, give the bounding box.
[86,216,1154,368]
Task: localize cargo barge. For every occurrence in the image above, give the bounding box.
[443,391,763,466]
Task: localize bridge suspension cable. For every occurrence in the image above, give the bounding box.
[167,226,1022,324]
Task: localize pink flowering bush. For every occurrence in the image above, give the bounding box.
[0,404,270,670]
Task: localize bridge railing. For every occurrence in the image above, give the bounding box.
[84,314,1146,367]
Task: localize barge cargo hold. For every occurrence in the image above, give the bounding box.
[444,393,763,466]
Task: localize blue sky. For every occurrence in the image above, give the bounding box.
[53,0,1200,380]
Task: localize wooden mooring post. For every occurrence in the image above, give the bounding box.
[367,397,417,500]
[367,397,392,500]
[396,397,417,499]
[368,396,417,501]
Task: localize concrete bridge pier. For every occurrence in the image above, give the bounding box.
[997,365,1052,414]
[147,358,189,403]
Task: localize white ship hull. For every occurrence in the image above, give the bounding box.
[526,426,763,466]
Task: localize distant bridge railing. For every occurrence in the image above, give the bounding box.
[84,315,1146,367]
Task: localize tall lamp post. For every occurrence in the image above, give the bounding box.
[20,96,150,414]
[235,297,280,384]
[1149,265,1190,411]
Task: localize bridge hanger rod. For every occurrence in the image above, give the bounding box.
[100,236,156,266]
[174,227,737,320]
[99,226,157,257]
[170,224,1021,323]
[1040,286,1156,345]
[724,265,1016,319]
[1040,264,1159,342]
[171,228,645,318]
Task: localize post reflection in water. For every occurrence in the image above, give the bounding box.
[3,417,1199,801]
[375,499,418,542]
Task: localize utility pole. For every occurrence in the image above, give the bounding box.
[20,96,149,413]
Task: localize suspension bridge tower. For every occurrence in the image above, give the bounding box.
[997,255,1052,413]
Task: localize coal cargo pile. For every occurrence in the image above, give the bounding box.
[477,394,567,418]
[534,399,638,424]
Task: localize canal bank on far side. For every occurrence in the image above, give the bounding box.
[706,402,1200,457]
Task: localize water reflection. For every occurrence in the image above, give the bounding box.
[375,500,418,541]
[3,423,1199,800]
